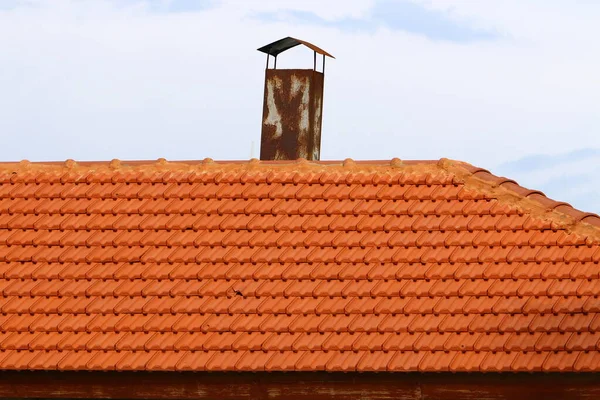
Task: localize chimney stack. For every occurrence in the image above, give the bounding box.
[257,37,334,161]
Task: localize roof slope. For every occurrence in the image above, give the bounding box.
[0,158,599,372]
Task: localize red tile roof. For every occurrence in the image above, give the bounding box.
[0,157,599,372]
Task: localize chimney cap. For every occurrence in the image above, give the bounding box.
[257,36,335,58]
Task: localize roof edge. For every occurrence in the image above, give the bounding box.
[439,158,600,240]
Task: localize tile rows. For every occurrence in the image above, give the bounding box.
[0,262,596,280]
[0,166,452,187]
[0,184,477,202]
[0,228,591,247]
[0,182,466,201]
[0,349,599,372]
[3,331,600,352]
[0,214,563,232]
[1,277,600,298]
[0,312,599,333]
[0,162,599,371]
[1,198,510,216]
[1,245,598,264]
[1,294,599,315]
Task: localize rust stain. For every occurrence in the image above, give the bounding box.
[260,69,324,161]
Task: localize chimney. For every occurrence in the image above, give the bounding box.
[257,37,334,161]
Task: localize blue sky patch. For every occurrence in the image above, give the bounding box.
[160,0,215,13]
[498,148,600,173]
[115,0,215,14]
[254,0,497,42]
[0,0,31,11]
[495,148,600,213]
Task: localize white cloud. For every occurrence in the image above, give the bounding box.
[218,0,377,20]
[0,0,598,211]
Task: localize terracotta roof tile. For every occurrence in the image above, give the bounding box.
[511,351,549,371]
[415,332,449,351]
[480,351,517,371]
[387,351,426,371]
[542,351,582,372]
[146,351,182,371]
[565,332,600,351]
[505,332,539,351]
[382,333,421,351]
[574,351,600,371]
[173,351,210,371]
[439,314,472,332]
[356,350,396,371]
[0,159,598,372]
[444,332,479,351]
[326,350,367,371]
[234,350,273,371]
[352,332,388,351]
[294,350,328,371]
[469,314,506,333]
[524,296,558,314]
[419,350,460,371]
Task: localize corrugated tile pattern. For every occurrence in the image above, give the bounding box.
[0,158,599,372]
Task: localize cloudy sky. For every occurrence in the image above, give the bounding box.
[0,0,599,213]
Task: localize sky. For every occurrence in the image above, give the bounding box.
[0,0,599,213]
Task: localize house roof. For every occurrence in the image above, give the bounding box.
[0,158,599,372]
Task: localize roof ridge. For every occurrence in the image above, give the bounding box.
[2,157,598,239]
[0,158,444,178]
[439,158,600,241]
[0,158,436,168]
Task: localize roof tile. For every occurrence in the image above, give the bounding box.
[326,350,367,371]
[419,351,458,371]
[356,350,396,371]
[439,314,472,332]
[524,296,558,314]
[352,332,389,351]
[387,351,426,371]
[511,351,548,371]
[293,350,328,371]
[480,351,517,371]
[565,332,600,351]
[264,350,305,371]
[444,332,479,351]
[505,333,539,351]
[146,351,182,371]
[433,296,472,314]
[382,333,420,351]
[574,351,600,371]
[28,349,63,370]
[414,332,448,351]
[175,351,213,371]
[235,350,273,371]
[541,351,581,372]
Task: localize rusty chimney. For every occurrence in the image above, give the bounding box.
[257,37,334,161]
